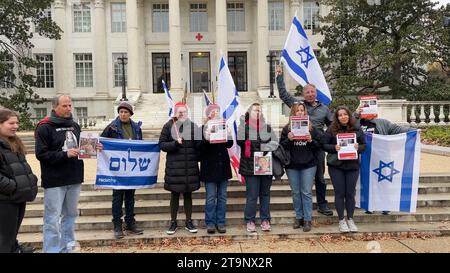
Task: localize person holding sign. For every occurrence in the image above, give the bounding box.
[100,101,144,239]
[159,102,202,235]
[321,106,366,233]
[280,102,322,232]
[200,104,233,234]
[237,103,278,233]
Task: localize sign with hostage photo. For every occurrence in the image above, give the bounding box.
[254,152,273,175]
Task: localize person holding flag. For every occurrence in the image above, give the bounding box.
[276,14,334,217]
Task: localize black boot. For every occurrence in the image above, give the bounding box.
[293,218,304,229]
[114,223,124,239]
[125,223,144,235]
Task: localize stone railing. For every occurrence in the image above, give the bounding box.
[378,100,450,127]
[77,116,107,129]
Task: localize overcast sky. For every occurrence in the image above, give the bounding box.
[434,0,450,7]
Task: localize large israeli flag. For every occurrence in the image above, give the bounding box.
[281,15,332,105]
[217,54,243,182]
[95,138,160,189]
[162,80,174,117]
[356,131,421,212]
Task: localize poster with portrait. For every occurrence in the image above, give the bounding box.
[254,152,273,175]
[336,133,358,160]
[79,132,99,159]
[359,95,378,119]
[291,116,310,140]
[207,119,227,144]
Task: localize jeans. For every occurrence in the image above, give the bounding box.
[328,167,359,220]
[286,166,317,221]
[43,184,81,253]
[112,189,136,227]
[204,180,228,227]
[0,202,25,253]
[244,175,272,223]
[315,150,329,210]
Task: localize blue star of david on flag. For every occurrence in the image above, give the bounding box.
[372,160,400,183]
[296,46,315,69]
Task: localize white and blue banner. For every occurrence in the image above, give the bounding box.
[96,138,160,189]
[356,131,421,212]
[280,15,332,105]
[162,80,174,118]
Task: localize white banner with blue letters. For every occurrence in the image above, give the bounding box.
[95,138,160,189]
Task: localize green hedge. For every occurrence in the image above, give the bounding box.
[422,126,450,147]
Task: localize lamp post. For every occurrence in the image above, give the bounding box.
[266,52,279,98]
[117,53,128,101]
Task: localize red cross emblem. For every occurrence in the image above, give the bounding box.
[195,33,203,41]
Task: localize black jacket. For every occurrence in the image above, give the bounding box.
[100,117,143,140]
[0,139,38,203]
[279,125,321,170]
[236,116,278,176]
[35,120,84,188]
[159,119,202,193]
[321,126,366,170]
[199,125,233,183]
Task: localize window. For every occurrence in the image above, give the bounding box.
[152,3,169,32]
[35,108,47,119]
[73,3,91,33]
[113,53,127,87]
[35,8,52,33]
[35,54,54,88]
[227,2,245,32]
[111,3,126,32]
[304,1,320,30]
[269,50,282,83]
[0,54,14,88]
[74,53,93,87]
[190,3,207,32]
[152,53,170,93]
[228,52,247,91]
[269,1,284,31]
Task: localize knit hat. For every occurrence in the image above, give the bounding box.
[205,103,220,117]
[117,101,134,115]
[174,102,187,113]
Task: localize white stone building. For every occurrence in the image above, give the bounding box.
[26,0,328,127]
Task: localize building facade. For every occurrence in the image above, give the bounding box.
[26,0,328,125]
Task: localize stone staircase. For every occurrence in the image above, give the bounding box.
[17,174,450,248]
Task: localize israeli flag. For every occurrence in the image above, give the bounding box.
[96,138,160,189]
[203,89,212,106]
[217,54,243,182]
[162,80,174,117]
[281,15,332,105]
[356,131,421,212]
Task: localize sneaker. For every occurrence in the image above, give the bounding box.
[246,221,256,233]
[318,207,333,216]
[261,220,271,232]
[125,223,144,235]
[114,224,124,239]
[293,218,304,229]
[382,211,390,215]
[185,220,198,233]
[365,211,374,214]
[347,218,358,232]
[207,225,216,234]
[339,219,350,233]
[303,221,312,232]
[166,221,177,235]
[216,225,226,234]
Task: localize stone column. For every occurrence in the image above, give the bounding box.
[94,0,108,97]
[54,0,68,95]
[126,0,141,94]
[169,0,183,93]
[216,0,228,65]
[257,0,269,94]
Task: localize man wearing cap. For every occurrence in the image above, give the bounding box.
[100,101,144,239]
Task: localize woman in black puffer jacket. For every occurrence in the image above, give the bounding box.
[0,109,38,253]
[159,102,202,235]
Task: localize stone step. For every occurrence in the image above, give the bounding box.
[24,193,450,218]
[31,183,450,204]
[17,221,450,249]
[19,207,450,233]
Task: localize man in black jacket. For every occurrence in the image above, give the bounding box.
[35,95,84,253]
